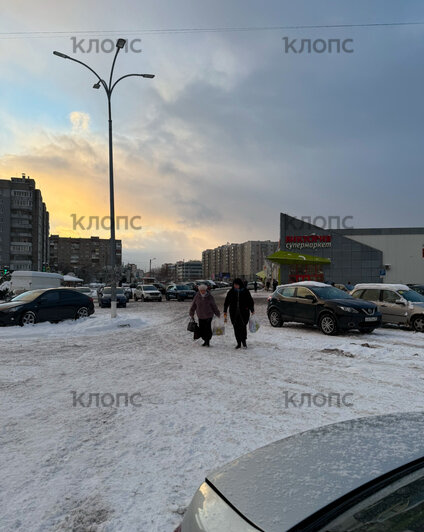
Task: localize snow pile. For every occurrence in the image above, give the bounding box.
[0,313,147,339]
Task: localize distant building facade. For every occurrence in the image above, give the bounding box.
[49,235,122,281]
[0,174,49,271]
[175,260,203,281]
[202,240,278,281]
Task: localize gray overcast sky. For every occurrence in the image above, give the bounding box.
[1,0,423,267]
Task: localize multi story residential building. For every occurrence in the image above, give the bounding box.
[49,235,122,281]
[175,260,202,281]
[202,240,278,281]
[0,174,49,271]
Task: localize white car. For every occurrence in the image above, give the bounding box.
[134,284,162,302]
[351,283,424,332]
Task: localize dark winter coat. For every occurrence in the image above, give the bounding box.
[189,292,220,320]
[224,279,254,324]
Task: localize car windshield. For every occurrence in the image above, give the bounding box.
[11,289,46,302]
[102,288,124,295]
[398,289,424,302]
[310,286,354,300]
[176,285,190,290]
[143,285,156,291]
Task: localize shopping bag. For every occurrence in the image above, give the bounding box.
[212,317,225,336]
[187,318,197,332]
[248,314,260,333]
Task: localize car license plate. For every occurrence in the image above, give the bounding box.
[365,317,378,322]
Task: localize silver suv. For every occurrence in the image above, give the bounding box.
[134,284,162,302]
[351,283,424,332]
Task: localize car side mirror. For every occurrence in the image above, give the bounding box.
[395,299,406,305]
[305,295,316,302]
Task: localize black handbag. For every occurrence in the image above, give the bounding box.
[187,319,197,332]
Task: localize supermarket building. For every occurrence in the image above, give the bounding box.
[268,213,424,285]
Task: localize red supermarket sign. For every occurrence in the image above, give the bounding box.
[285,235,332,250]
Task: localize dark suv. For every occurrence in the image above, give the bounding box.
[267,282,381,335]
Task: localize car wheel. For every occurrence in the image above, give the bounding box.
[122,303,127,308]
[166,295,170,300]
[134,295,138,301]
[76,306,89,319]
[358,327,376,334]
[159,297,162,302]
[141,296,145,302]
[268,309,283,327]
[319,313,338,335]
[20,311,36,326]
[412,315,424,332]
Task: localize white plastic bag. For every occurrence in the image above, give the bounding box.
[248,314,260,333]
[212,317,225,336]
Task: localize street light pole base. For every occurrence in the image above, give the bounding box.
[111,301,117,318]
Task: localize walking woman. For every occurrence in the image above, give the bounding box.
[189,284,220,347]
[224,278,255,349]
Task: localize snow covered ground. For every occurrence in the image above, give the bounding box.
[1,289,424,531]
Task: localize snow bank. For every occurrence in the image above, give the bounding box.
[0,313,147,339]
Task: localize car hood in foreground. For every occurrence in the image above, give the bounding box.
[206,413,424,532]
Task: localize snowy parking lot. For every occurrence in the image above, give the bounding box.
[1,289,424,531]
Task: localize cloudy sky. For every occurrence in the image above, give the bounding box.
[1,0,423,269]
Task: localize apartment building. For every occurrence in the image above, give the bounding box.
[0,174,49,271]
[202,240,278,281]
[49,235,122,280]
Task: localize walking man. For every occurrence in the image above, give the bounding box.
[224,278,255,349]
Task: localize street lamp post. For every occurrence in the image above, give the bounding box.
[149,257,156,276]
[53,40,154,318]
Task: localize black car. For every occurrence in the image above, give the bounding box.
[0,288,95,326]
[267,282,381,335]
[99,287,127,308]
[165,284,196,301]
[153,282,166,294]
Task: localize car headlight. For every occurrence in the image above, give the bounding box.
[4,305,24,313]
[338,305,359,313]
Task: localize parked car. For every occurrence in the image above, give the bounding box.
[408,284,424,296]
[153,282,166,294]
[214,281,230,288]
[71,286,92,296]
[98,287,127,308]
[134,284,162,302]
[175,412,424,532]
[165,284,196,301]
[0,288,94,326]
[267,281,381,335]
[247,281,264,290]
[194,280,214,290]
[351,283,424,332]
[120,284,132,300]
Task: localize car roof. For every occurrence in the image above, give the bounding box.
[354,283,410,291]
[207,412,424,532]
[277,281,328,289]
